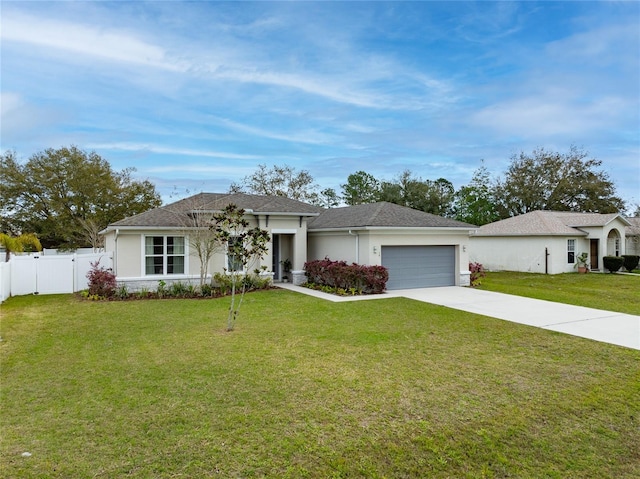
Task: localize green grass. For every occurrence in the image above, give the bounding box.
[478,271,640,315]
[1,291,639,478]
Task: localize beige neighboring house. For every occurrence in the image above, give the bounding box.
[101,194,477,291]
[626,217,640,256]
[470,210,631,274]
[307,202,476,289]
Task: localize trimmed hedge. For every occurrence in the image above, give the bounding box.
[621,255,640,272]
[603,256,624,273]
[304,258,388,294]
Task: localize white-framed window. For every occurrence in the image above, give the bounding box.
[145,235,185,275]
[615,238,620,256]
[226,237,244,272]
[567,239,576,264]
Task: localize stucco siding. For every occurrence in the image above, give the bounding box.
[308,232,359,264]
[308,229,471,286]
[469,236,592,274]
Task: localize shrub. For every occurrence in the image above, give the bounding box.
[157,280,167,298]
[115,284,130,300]
[304,258,388,294]
[603,256,624,273]
[200,283,214,297]
[213,272,271,295]
[86,261,117,298]
[469,262,485,287]
[170,281,189,298]
[621,255,640,272]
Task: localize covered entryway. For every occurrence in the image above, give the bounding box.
[381,245,455,290]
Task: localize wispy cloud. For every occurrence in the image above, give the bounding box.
[1,12,187,72]
[87,143,265,161]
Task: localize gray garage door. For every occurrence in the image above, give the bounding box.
[381,245,455,289]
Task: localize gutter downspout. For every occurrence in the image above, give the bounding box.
[348,229,359,263]
[545,247,549,275]
[114,229,119,276]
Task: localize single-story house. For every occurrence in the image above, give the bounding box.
[469,210,631,274]
[101,193,476,291]
[626,217,640,256]
[307,202,476,288]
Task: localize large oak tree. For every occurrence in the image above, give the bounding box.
[229,164,320,205]
[494,146,625,218]
[0,146,161,249]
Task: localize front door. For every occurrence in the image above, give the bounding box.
[590,239,599,270]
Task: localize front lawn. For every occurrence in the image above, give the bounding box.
[1,291,638,478]
[478,271,640,315]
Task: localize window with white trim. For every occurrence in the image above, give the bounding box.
[145,236,185,275]
[567,239,575,264]
[227,237,244,272]
[615,238,620,256]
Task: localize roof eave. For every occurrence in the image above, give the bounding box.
[309,225,475,232]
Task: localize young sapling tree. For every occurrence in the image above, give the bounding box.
[211,204,270,331]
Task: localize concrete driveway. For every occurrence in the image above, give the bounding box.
[278,284,640,350]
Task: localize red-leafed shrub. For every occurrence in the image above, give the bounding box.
[469,262,485,287]
[86,260,117,298]
[304,258,388,295]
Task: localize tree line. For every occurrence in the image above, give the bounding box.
[0,145,630,250]
[230,145,627,225]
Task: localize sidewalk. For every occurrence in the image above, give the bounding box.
[277,283,640,350]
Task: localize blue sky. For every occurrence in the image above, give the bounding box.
[1,1,639,209]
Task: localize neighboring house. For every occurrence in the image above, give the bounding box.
[470,210,631,274]
[625,217,640,256]
[101,194,476,291]
[307,202,476,289]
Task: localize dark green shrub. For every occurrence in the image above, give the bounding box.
[200,283,214,297]
[603,256,624,273]
[170,281,189,297]
[621,255,639,272]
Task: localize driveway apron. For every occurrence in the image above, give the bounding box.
[278,284,640,350]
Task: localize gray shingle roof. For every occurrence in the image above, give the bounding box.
[107,193,321,228]
[626,217,640,236]
[308,202,476,230]
[474,210,629,237]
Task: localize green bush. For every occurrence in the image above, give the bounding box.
[200,283,214,297]
[603,256,624,273]
[621,255,639,272]
[213,272,271,294]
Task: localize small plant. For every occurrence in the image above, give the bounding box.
[603,256,624,273]
[137,287,150,299]
[86,260,117,298]
[115,284,129,300]
[469,262,486,287]
[281,258,292,272]
[201,283,214,297]
[213,272,233,295]
[157,280,167,298]
[574,252,589,271]
[170,281,189,298]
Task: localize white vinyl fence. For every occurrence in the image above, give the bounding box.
[0,252,113,302]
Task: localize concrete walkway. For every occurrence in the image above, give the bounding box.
[277,283,640,350]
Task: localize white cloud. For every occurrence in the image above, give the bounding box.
[87,143,264,161]
[1,12,186,72]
